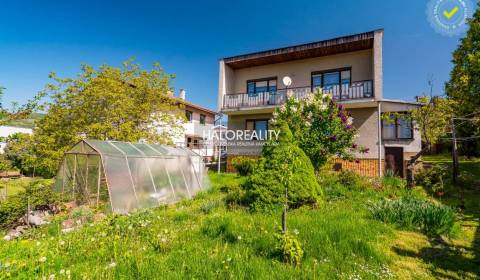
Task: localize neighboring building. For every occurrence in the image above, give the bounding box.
[171,90,218,161]
[218,29,421,177]
[0,125,33,153]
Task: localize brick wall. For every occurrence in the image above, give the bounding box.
[332,158,383,177]
[227,155,420,177]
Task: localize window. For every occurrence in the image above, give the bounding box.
[200,114,206,125]
[311,69,351,91]
[246,78,277,96]
[245,119,269,140]
[382,113,413,140]
[185,110,193,122]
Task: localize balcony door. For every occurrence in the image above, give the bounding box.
[311,68,351,99]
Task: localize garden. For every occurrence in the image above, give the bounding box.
[0,154,479,279]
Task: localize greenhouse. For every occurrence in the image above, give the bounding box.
[55,140,208,214]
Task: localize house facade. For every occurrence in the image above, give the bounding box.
[170,90,218,161]
[218,29,421,177]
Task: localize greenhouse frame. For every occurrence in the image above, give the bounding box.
[55,140,208,214]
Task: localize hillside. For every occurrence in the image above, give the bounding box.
[5,112,45,129]
[0,169,479,279]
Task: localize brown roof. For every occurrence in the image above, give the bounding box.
[176,99,218,116]
[222,29,381,69]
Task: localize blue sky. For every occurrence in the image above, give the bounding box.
[0,0,472,111]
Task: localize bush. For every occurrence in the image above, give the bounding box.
[337,169,369,191]
[382,170,406,189]
[415,165,447,195]
[0,179,58,228]
[369,196,456,236]
[231,156,256,176]
[275,230,304,266]
[243,122,323,210]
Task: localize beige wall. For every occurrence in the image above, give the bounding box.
[184,105,215,124]
[230,49,373,94]
[228,113,272,131]
[226,103,421,161]
[349,105,421,159]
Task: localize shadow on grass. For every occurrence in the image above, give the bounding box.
[393,185,480,279]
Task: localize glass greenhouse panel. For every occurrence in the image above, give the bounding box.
[103,155,138,213]
[55,140,209,214]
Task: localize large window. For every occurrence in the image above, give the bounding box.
[311,69,351,91]
[200,114,206,125]
[246,119,269,140]
[185,110,193,122]
[247,78,277,96]
[382,113,413,140]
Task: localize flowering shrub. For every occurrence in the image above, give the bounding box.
[272,90,360,170]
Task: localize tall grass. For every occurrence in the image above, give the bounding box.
[0,172,397,279]
[369,196,456,236]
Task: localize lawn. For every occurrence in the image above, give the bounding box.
[0,177,42,198]
[0,166,479,279]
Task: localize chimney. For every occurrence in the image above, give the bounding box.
[179,89,186,100]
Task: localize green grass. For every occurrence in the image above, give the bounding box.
[0,177,43,198]
[0,168,479,279]
[0,173,398,279]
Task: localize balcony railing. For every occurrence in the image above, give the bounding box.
[222,80,373,109]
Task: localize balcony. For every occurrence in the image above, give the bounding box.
[222,80,373,110]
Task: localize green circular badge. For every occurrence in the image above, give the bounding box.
[426,0,474,36]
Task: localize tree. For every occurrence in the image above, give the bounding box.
[243,122,323,210]
[271,91,360,170]
[445,4,480,155]
[0,85,43,125]
[403,95,455,186]
[4,133,36,175]
[28,60,183,177]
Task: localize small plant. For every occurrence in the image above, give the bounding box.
[369,196,456,236]
[231,156,256,176]
[382,170,406,189]
[415,165,447,195]
[337,169,368,191]
[275,229,304,266]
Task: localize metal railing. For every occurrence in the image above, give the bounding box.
[222,80,373,109]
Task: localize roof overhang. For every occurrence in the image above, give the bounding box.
[222,30,380,69]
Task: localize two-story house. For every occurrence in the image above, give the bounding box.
[218,29,421,177]
[170,89,218,161]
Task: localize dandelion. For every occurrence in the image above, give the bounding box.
[49,274,55,280]
[293,229,299,235]
[106,262,116,269]
[237,236,242,240]
[39,256,47,263]
[60,269,65,274]
[59,240,65,246]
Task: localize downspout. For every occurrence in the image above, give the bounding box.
[377,101,382,177]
